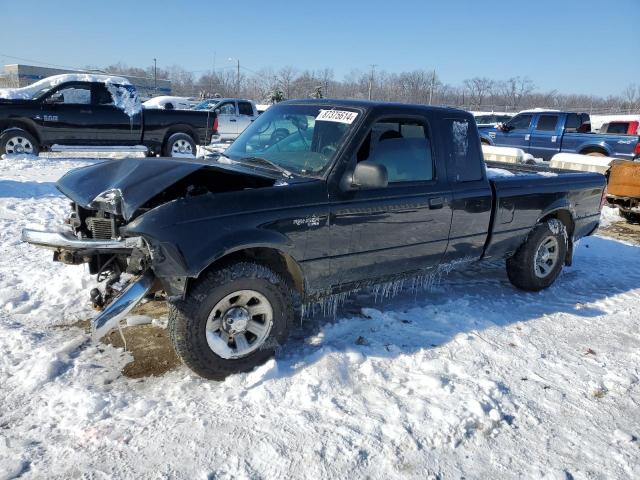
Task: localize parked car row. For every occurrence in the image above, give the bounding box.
[478,110,640,161]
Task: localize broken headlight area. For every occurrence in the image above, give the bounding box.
[89,188,123,216]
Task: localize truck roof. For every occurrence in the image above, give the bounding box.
[279,98,471,116]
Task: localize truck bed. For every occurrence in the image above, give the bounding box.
[483,163,605,260]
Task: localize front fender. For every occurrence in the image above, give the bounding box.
[479,132,494,145]
[124,202,297,278]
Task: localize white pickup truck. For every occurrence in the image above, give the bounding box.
[193,98,258,140]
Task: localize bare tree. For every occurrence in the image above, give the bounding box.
[463,77,495,108]
[277,66,298,99]
[500,76,535,110]
[622,84,638,113]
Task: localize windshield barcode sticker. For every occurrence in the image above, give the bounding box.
[316,109,358,124]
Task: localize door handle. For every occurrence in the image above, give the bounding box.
[428,197,444,209]
[80,109,92,114]
[230,119,237,122]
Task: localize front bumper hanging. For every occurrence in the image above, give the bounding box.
[92,270,156,339]
[22,228,156,338]
[21,228,143,252]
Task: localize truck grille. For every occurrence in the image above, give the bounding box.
[86,217,116,239]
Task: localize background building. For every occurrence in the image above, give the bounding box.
[0,64,171,99]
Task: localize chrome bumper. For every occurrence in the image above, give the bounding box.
[22,228,143,252]
[93,270,156,339]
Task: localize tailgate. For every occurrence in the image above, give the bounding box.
[608,160,640,198]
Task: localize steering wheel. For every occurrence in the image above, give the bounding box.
[255,120,273,135]
[320,145,337,157]
[269,128,289,145]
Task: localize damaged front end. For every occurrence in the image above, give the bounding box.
[22,157,290,338]
[22,212,157,338]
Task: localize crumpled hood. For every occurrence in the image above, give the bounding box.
[57,157,278,220]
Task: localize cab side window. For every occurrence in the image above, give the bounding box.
[506,114,533,131]
[357,119,433,183]
[49,85,91,105]
[238,102,253,116]
[93,84,114,105]
[217,102,236,115]
[535,115,559,131]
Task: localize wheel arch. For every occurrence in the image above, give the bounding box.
[162,124,199,150]
[0,121,43,146]
[577,143,611,157]
[196,246,306,297]
[537,207,576,265]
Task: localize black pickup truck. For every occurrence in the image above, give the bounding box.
[0,74,217,157]
[22,99,606,379]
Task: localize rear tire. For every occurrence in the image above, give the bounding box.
[585,151,606,157]
[0,128,40,157]
[163,132,196,157]
[506,220,568,291]
[169,262,294,380]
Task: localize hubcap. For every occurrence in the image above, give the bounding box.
[205,289,274,359]
[5,136,34,155]
[171,139,193,156]
[534,236,559,278]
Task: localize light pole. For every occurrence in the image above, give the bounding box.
[229,57,240,96]
[368,64,377,100]
[153,58,157,95]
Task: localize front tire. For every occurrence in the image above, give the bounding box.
[169,262,293,379]
[0,128,40,157]
[163,132,196,157]
[506,220,568,291]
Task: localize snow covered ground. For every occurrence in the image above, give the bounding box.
[1,154,639,479]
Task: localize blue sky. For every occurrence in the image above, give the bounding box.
[1,0,638,97]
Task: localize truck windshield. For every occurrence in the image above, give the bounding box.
[224,104,358,177]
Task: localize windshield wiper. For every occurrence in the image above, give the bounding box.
[239,156,293,178]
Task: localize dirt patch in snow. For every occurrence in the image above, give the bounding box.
[598,219,640,245]
[104,323,180,378]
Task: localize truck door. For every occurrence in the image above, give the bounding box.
[441,117,493,264]
[492,113,533,151]
[236,101,256,135]
[39,82,94,144]
[328,117,453,286]
[528,113,561,161]
[215,101,239,139]
[89,83,142,145]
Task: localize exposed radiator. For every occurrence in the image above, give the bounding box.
[86,217,116,239]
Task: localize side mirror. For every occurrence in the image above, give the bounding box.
[346,161,388,190]
[214,108,221,114]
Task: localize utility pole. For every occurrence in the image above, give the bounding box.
[428,69,436,105]
[210,51,216,96]
[229,57,241,96]
[368,64,377,100]
[153,58,157,95]
[236,59,240,96]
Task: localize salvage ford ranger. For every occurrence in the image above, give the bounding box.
[0,74,217,157]
[22,100,607,379]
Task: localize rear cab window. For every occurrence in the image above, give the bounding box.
[445,118,484,182]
